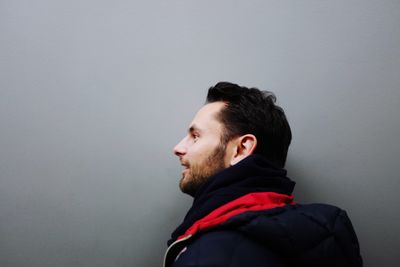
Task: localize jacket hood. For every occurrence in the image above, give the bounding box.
[219,203,362,267]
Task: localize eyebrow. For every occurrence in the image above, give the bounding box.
[188,125,202,134]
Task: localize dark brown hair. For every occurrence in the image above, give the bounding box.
[206,82,292,168]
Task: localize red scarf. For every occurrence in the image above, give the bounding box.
[178,191,294,240]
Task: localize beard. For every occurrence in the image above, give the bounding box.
[179,143,227,196]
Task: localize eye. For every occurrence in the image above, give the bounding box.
[192,134,199,142]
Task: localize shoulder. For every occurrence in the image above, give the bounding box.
[172,203,362,267]
[234,203,358,237]
[233,203,363,267]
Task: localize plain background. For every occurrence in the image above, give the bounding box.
[1,1,399,266]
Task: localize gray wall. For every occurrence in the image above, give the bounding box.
[1,1,399,266]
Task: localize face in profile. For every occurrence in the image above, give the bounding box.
[173,102,231,196]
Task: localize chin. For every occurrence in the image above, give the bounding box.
[179,176,189,189]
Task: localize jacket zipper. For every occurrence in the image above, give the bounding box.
[163,234,192,267]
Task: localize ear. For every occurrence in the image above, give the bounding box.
[229,134,257,165]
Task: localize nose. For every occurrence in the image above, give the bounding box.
[173,136,187,156]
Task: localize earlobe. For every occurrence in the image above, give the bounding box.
[230,134,257,165]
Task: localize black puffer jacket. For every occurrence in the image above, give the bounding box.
[164,155,362,267]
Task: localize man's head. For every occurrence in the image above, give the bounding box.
[173,82,292,196]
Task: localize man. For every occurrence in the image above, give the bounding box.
[164,82,362,267]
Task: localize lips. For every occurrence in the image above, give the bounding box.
[182,164,189,171]
[180,160,189,168]
[180,162,189,174]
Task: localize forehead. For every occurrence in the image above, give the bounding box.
[190,102,225,132]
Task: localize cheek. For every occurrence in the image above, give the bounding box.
[187,143,210,160]
[195,142,220,159]
[188,149,205,162]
